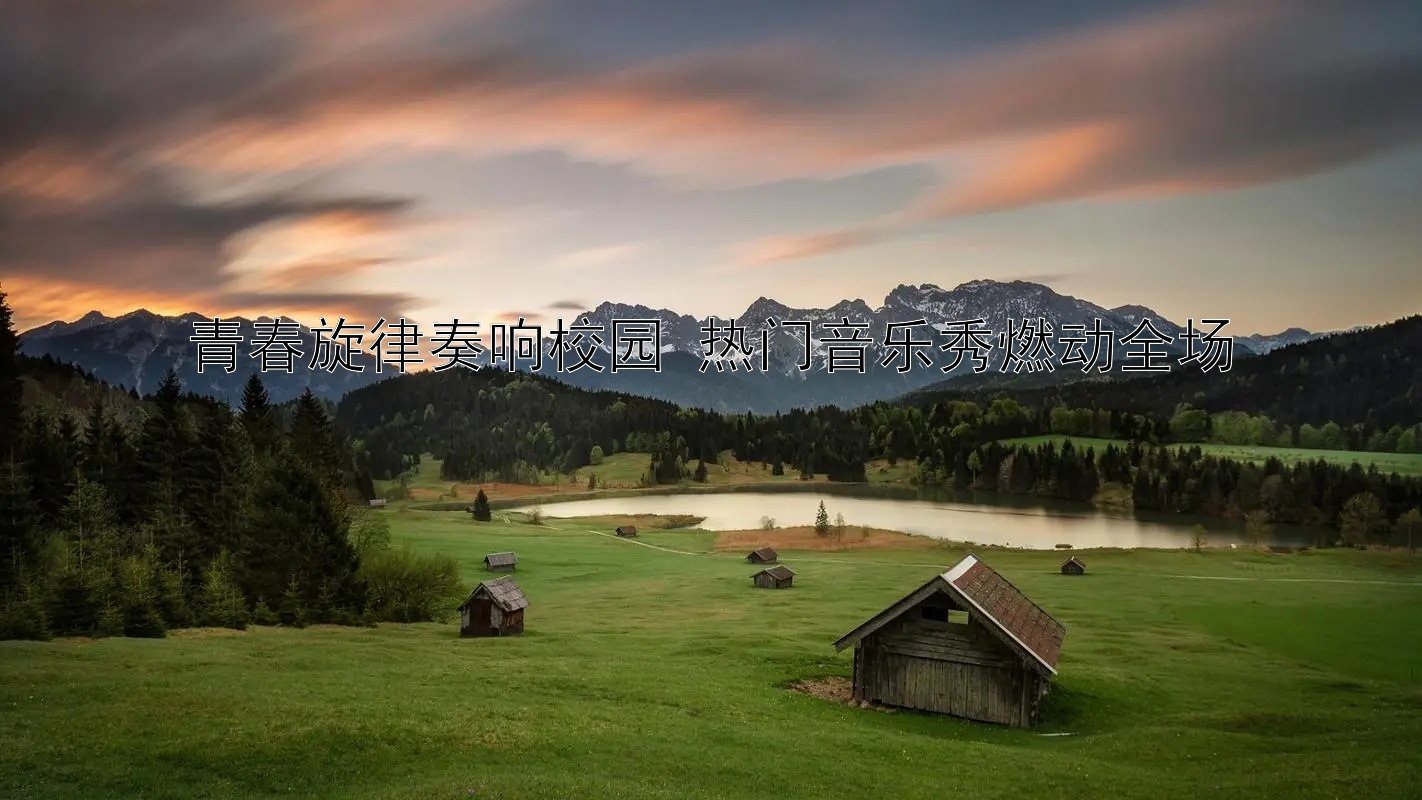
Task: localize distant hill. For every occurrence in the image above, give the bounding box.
[17,353,143,425]
[905,315,1422,430]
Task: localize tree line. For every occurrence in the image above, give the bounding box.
[333,363,1422,540]
[1,291,466,641]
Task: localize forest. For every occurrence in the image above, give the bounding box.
[910,314,1422,432]
[5,290,1422,642]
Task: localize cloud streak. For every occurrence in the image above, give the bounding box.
[2,0,1419,304]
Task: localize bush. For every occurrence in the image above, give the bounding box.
[361,546,466,624]
[123,601,168,638]
[253,599,280,626]
[760,516,776,530]
[0,593,52,641]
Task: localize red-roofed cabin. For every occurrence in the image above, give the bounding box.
[833,554,1066,728]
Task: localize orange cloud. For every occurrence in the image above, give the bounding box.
[735,227,886,266]
[907,122,1130,218]
[4,274,415,335]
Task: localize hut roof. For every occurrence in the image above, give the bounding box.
[459,576,528,613]
[749,547,778,561]
[615,525,637,534]
[832,555,1066,676]
[757,565,795,581]
[484,552,517,568]
[1061,556,1084,568]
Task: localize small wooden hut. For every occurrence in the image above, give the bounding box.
[746,547,779,564]
[833,554,1066,728]
[752,565,795,589]
[1060,556,1085,575]
[615,525,638,537]
[458,576,527,637]
[484,552,517,572]
[368,498,387,508]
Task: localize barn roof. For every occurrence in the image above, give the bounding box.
[1061,556,1084,568]
[750,547,778,560]
[484,552,517,568]
[757,565,795,580]
[459,576,528,612]
[832,555,1066,676]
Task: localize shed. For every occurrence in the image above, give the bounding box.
[752,565,795,589]
[746,547,779,564]
[484,552,517,572]
[833,554,1066,728]
[368,498,387,508]
[1060,557,1085,575]
[458,576,528,637]
[615,525,638,537]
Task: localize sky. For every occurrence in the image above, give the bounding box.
[2,0,1421,335]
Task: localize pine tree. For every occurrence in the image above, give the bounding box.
[289,388,348,492]
[693,459,708,483]
[239,372,278,459]
[0,463,40,592]
[238,452,365,617]
[814,501,830,536]
[471,489,492,522]
[135,369,195,525]
[0,287,22,464]
[197,549,249,630]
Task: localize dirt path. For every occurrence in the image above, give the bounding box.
[568,526,1422,586]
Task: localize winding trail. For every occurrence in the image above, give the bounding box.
[575,528,1422,586]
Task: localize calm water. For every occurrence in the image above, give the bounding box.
[509,490,1321,550]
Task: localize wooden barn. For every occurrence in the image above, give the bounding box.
[833,554,1066,728]
[746,547,779,564]
[458,576,527,637]
[615,525,637,537]
[752,565,795,589]
[484,552,517,572]
[1060,557,1085,575]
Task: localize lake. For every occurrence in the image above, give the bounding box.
[508,490,1322,550]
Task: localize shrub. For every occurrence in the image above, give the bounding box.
[361,546,466,624]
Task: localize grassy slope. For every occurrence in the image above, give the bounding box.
[3,512,1419,799]
[1002,435,1422,477]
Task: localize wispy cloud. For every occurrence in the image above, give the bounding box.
[549,242,650,271]
[2,0,1419,307]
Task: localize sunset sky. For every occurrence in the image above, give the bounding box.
[3,0,1420,335]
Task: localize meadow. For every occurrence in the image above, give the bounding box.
[1002,435,1422,477]
[2,510,1420,799]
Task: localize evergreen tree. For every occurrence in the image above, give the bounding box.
[693,459,708,483]
[197,549,249,630]
[135,370,195,524]
[814,501,830,536]
[0,287,22,464]
[471,489,492,522]
[289,388,348,492]
[239,373,279,459]
[0,464,40,592]
[238,452,365,615]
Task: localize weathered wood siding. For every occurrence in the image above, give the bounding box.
[460,599,526,637]
[503,608,525,635]
[753,573,791,589]
[852,612,1039,726]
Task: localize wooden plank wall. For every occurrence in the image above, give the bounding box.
[854,614,1034,726]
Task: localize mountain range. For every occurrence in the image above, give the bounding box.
[18,280,1326,411]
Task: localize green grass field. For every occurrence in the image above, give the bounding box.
[1002,435,1422,476]
[3,512,1420,799]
